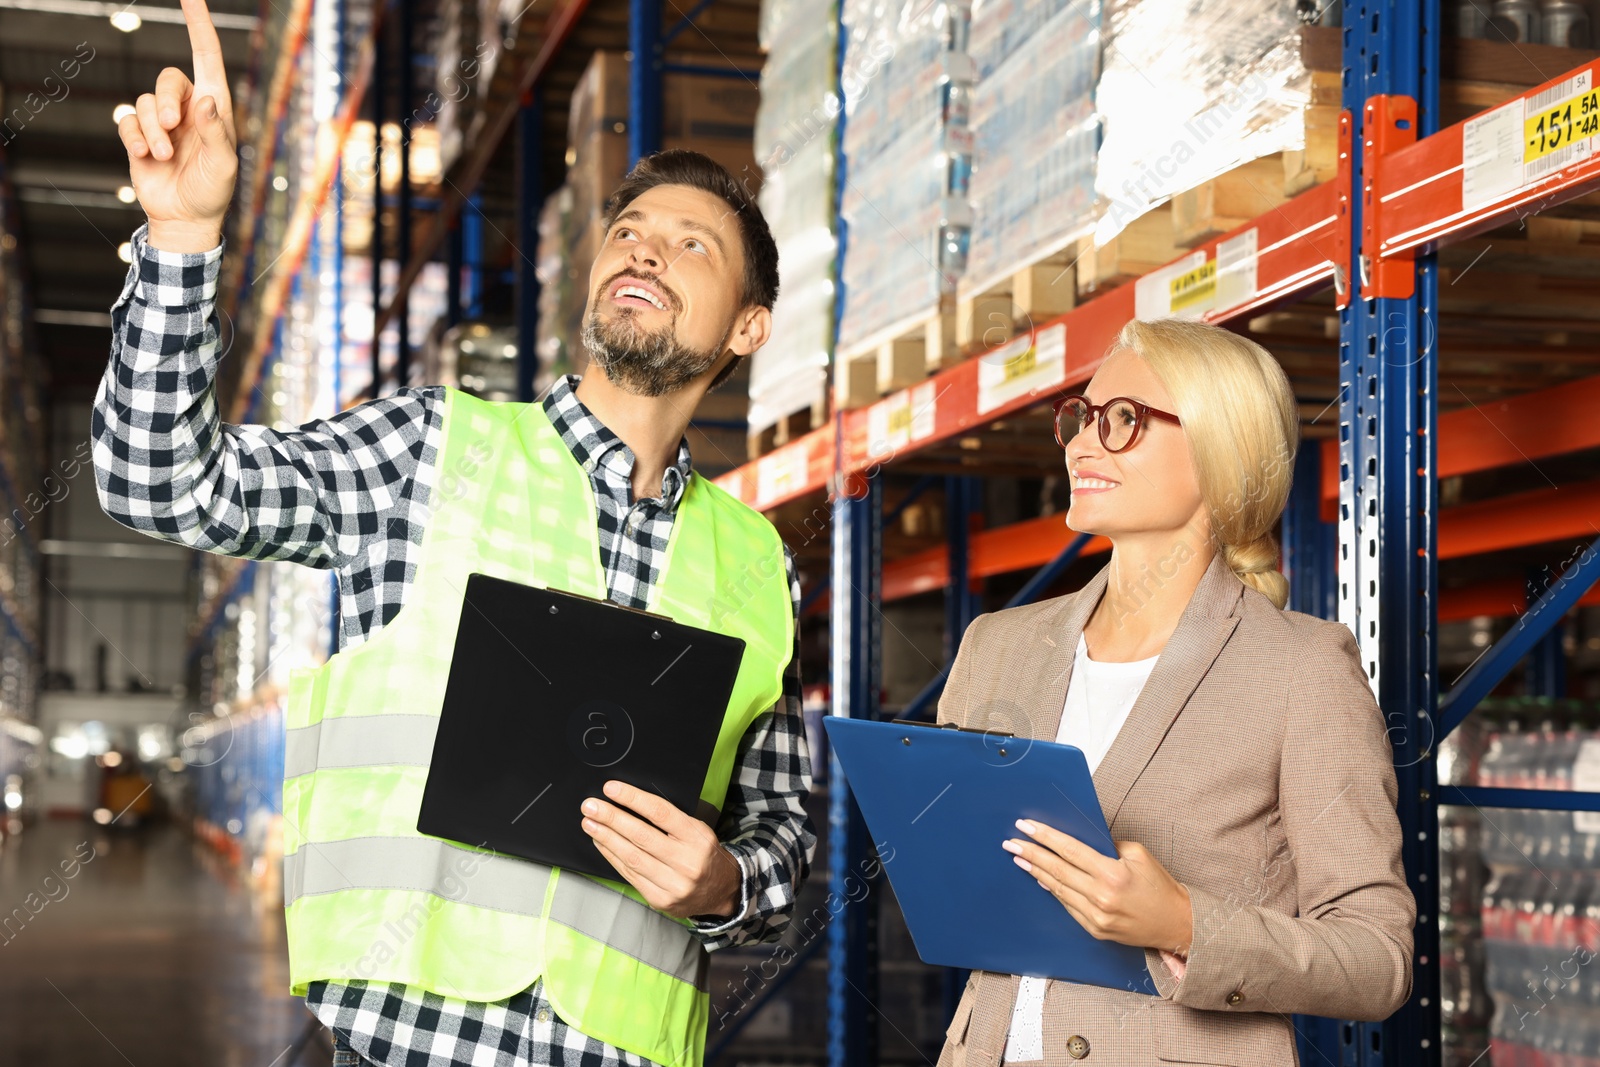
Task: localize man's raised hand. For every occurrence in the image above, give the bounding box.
[117,0,238,254]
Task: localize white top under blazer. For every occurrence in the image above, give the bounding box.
[1003,633,1160,1064]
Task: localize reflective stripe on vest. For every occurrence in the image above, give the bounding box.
[283,836,548,913]
[283,839,707,989]
[280,387,792,1066]
[283,714,437,778]
[549,875,710,992]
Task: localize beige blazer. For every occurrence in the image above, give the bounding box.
[934,550,1414,1067]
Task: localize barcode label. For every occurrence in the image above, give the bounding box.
[1465,65,1600,213]
[1527,139,1591,181]
[1529,70,1592,114]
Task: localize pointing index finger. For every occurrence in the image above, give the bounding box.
[179,0,229,101]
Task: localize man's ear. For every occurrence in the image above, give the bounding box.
[725,304,772,358]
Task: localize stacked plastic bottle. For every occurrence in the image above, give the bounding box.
[1441,703,1495,1067]
[747,0,838,432]
[963,0,1100,292]
[1463,699,1600,1066]
[836,0,973,353]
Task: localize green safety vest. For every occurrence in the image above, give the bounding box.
[279,386,793,1067]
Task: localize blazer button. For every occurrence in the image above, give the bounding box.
[1227,990,1245,1006]
[1066,1034,1090,1059]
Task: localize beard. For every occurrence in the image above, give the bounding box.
[581,272,733,397]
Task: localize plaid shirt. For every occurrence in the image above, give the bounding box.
[92,220,817,1067]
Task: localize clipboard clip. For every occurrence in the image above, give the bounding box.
[888,718,1015,738]
[547,587,675,623]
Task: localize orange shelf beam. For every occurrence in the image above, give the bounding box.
[1437,481,1600,560]
[1375,57,1600,260]
[1321,371,1600,516]
[717,176,1348,510]
[1440,576,1600,622]
[875,479,1600,604]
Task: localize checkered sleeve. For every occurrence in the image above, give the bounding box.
[91,221,438,569]
[691,544,817,950]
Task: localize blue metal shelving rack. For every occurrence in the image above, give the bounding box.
[316,0,1600,1063]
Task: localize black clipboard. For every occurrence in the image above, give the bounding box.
[417,572,746,882]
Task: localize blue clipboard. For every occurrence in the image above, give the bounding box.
[823,716,1158,996]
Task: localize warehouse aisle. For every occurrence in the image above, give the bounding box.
[0,820,319,1067]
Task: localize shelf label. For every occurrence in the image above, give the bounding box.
[1136,251,1203,320]
[1524,70,1597,175]
[867,381,940,461]
[1133,229,1258,321]
[867,395,912,460]
[1464,68,1598,212]
[1169,260,1216,313]
[910,381,938,441]
[1216,228,1260,309]
[976,324,1066,415]
[755,444,809,510]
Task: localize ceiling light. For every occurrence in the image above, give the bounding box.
[272,174,288,191]
[117,241,132,263]
[109,8,139,30]
[113,103,136,124]
[116,184,137,203]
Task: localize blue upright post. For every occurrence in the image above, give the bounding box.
[941,474,981,1023]
[516,88,542,403]
[944,476,983,654]
[628,0,663,166]
[1283,444,1336,620]
[826,2,872,1059]
[1339,0,1440,1063]
[446,215,463,329]
[370,20,386,397]
[332,0,346,407]
[829,472,881,1067]
[396,0,413,387]
[464,192,484,319]
[1525,568,1568,698]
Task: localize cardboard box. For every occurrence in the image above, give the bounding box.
[567,50,760,211]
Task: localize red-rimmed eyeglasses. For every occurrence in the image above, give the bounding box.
[1052,394,1182,452]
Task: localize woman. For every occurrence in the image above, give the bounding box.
[935,319,1414,1066]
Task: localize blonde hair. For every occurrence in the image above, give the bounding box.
[1111,318,1300,610]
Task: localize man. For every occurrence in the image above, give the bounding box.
[94,2,816,1065]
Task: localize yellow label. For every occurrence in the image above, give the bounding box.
[1169,260,1217,313]
[1001,345,1037,383]
[887,405,912,438]
[1524,88,1600,163]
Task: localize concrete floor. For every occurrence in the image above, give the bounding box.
[0,818,328,1067]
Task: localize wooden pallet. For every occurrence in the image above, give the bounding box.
[833,296,960,409]
[1171,153,1295,249]
[746,398,829,462]
[821,33,1600,414]
[1075,204,1186,296]
[1284,69,1343,196]
[1288,27,1600,195]
[954,241,1078,356]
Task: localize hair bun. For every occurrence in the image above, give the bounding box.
[1222,536,1278,576]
